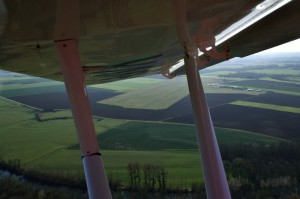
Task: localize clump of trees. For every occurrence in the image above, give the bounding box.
[127,163,167,192]
[34,111,72,122]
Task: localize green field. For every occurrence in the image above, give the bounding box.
[90,77,164,92]
[231,101,300,114]
[98,76,260,110]
[201,59,300,97]
[0,73,34,82]
[93,122,282,150]
[0,85,66,97]
[29,149,203,186]
[38,109,73,121]
[0,96,284,186]
[0,73,64,98]
[201,76,261,95]
[1,81,63,90]
[99,76,189,110]
[1,58,299,189]
[260,77,300,85]
[248,69,299,75]
[201,71,234,76]
[224,80,300,96]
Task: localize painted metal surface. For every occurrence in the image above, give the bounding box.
[173,1,231,197]
[1,0,299,84]
[83,155,112,199]
[184,55,231,199]
[55,39,112,198]
[0,1,299,197]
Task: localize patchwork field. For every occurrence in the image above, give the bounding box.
[169,104,300,139]
[211,104,300,139]
[0,96,284,186]
[242,92,300,108]
[1,52,299,190]
[8,87,256,122]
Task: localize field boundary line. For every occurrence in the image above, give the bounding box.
[0,96,43,111]
[217,127,288,142]
[24,147,64,165]
[92,115,195,127]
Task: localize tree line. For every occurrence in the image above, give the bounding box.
[221,142,300,199]
[1,141,300,198]
[219,71,299,82]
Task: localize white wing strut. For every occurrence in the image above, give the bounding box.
[184,55,231,199]
[54,1,112,198]
[173,1,231,198]
[55,40,112,199]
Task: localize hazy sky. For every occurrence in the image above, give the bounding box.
[265,38,300,52]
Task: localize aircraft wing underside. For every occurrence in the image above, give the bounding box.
[0,0,299,84]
